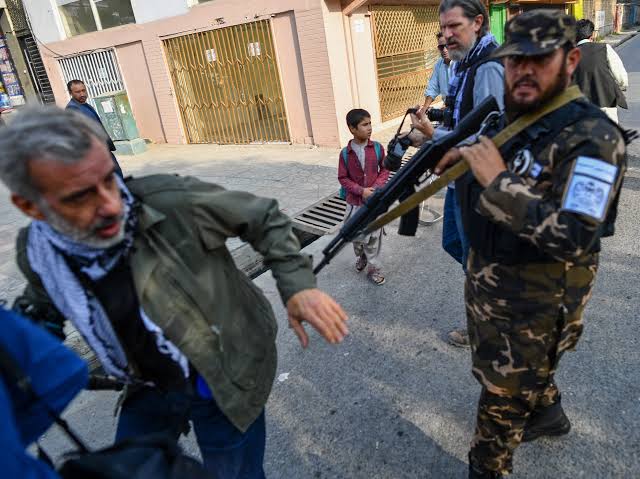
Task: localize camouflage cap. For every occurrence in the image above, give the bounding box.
[492,9,576,58]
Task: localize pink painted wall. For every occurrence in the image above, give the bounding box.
[39,0,343,147]
[115,42,166,143]
[272,12,314,145]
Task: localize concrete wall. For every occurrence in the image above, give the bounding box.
[321,0,355,147]
[36,0,346,147]
[33,0,410,148]
[0,9,37,103]
[130,0,189,25]
[271,12,314,144]
[292,3,341,146]
[23,0,192,42]
[347,8,381,126]
[115,41,165,143]
[23,0,64,43]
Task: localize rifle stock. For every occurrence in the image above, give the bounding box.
[313,96,500,275]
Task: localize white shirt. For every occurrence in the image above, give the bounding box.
[577,39,628,90]
[351,140,367,169]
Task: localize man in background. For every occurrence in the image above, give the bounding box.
[66,79,123,177]
[411,0,505,347]
[573,19,628,123]
[422,32,452,112]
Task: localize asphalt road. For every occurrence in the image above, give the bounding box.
[37,37,640,478]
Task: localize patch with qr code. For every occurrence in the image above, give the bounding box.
[561,156,618,222]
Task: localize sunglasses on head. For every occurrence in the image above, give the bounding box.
[437,44,447,51]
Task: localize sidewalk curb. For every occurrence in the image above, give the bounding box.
[608,28,640,49]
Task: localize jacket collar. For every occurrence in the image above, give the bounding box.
[136,202,166,232]
[68,98,91,108]
[346,138,374,153]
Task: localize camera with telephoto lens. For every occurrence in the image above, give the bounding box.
[426,107,453,127]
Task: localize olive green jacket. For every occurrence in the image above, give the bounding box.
[15,174,317,432]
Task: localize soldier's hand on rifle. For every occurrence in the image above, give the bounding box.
[459,136,507,187]
[434,146,463,175]
[286,289,349,348]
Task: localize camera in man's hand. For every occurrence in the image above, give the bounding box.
[426,107,453,127]
[385,134,413,172]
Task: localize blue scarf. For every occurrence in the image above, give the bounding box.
[448,33,499,125]
[26,177,188,382]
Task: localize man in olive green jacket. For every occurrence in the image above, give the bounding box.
[0,106,348,478]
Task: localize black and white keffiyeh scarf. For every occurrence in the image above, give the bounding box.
[27,176,188,382]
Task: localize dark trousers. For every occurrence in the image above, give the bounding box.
[115,387,266,479]
[442,187,469,272]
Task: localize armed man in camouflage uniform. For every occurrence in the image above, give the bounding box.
[432,10,629,478]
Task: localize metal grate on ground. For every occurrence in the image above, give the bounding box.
[291,156,426,235]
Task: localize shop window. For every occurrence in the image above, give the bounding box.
[94,0,136,30]
[57,0,97,37]
[56,0,135,37]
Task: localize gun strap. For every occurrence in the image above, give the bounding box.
[364,85,584,234]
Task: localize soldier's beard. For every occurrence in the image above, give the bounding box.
[505,66,569,121]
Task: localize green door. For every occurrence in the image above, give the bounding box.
[490,4,507,44]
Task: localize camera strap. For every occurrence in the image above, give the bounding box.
[364,85,584,234]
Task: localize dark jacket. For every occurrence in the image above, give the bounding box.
[15,174,317,432]
[574,42,628,109]
[66,98,117,151]
[0,307,87,479]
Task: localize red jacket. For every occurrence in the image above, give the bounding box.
[338,139,390,206]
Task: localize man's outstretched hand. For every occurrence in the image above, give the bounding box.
[286,289,349,348]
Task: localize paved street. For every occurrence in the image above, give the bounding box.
[6,36,640,479]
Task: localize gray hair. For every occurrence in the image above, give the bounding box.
[0,106,108,200]
[439,0,489,35]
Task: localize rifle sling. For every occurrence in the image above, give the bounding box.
[364,86,584,234]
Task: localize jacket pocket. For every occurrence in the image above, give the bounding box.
[218,272,277,390]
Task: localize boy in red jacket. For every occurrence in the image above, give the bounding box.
[338,109,390,285]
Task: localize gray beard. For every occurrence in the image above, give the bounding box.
[449,46,470,62]
[40,202,126,249]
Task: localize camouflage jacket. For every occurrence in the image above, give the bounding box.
[460,97,627,265]
[14,174,317,432]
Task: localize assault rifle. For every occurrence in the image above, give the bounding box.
[313,96,500,274]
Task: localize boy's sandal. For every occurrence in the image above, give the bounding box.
[368,269,386,285]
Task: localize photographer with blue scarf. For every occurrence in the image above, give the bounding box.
[409,0,505,347]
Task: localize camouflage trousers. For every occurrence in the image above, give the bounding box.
[464,249,598,475]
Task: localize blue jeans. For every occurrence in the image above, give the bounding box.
[115,387,266,479]
[442,186,469,272]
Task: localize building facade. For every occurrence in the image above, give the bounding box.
[22,0,454,147]
[0,0,54,107]
[22,0,632,148]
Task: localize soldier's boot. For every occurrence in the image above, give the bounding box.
[522,400,571,442]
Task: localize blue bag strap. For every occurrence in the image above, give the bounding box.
[373,141,383,171]
[341,147,349,167]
